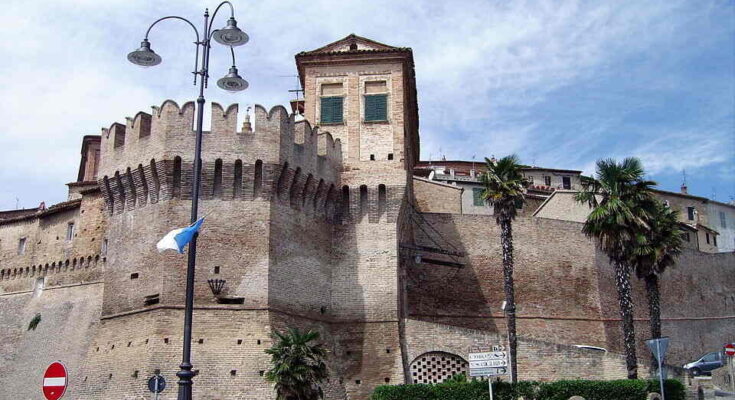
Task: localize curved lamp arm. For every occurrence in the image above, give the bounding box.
[207,1,235,38]
[144,16,202,85]
[144,16,200,42]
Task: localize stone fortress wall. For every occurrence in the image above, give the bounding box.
[0,34,733,400]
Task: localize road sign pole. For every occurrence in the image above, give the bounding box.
[488,377,493,400]
[729,355,734,395]
[657,340,665,400]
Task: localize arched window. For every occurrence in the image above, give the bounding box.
[359,185,368,218]
[150,159,160,202]
[213,159,223,198]
[173,156,182,198]
[410,352,468,384]
[233,160,243,198]
[378,184,387,218]
[253,160,263,199]
[342,185,350,217]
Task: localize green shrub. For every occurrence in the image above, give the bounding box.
[371,379,685,400]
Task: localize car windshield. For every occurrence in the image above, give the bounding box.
[701,353,718,362]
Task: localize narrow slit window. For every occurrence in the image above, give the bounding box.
[66,222,75,241]
[233,160,243,198]
[378,184,387,216]
[360,185,368,217]
[173,156,182,197]
[18,237,26,255]
[213,159,223,198]
[253,160,263,198]
[342,185,350,217]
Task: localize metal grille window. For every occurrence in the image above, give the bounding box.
[473,188,485,206]
[687,207,695,221]
[320,96,344,124]
[410,352,468,384]
[720,211,726,229]
[364,94,388,121]
[544,176,551,186]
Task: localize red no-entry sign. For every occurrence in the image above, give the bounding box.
[42,361,68,400]
[725,343,735,357]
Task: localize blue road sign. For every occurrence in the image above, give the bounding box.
[147,375,166,393]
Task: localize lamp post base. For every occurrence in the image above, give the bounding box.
[177,361,195,400]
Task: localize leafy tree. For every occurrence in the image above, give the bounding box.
[632,200,683,339]
[480,155,529,382]
[575,157,656,379]
[265,328,329,400]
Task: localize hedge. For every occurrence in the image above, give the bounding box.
[371,379,685,400]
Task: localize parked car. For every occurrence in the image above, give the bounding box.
[683,351,724,376]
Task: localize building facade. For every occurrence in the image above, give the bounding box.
[0,35,733,400]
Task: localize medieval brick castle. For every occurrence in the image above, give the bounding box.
[0,35,733,399]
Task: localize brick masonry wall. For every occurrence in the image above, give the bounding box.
[413,177,463,214]
[406,212,735,380]
[0,283,104,399]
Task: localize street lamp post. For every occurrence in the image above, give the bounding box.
[127,3,248,399]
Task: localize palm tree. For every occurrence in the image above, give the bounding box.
[632,200,683,339]
[265,328,328,400]
[575,157,656,379]
[480,154,528,383]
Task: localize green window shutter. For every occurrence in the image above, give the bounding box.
[364,94,387,121]
[473,188,485,206]
[321,97,343,124]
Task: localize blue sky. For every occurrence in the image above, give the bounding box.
[0,0,733,210]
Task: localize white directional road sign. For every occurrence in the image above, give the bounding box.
[469,367,507,377]
[469,350,509,377]
[470,359,508,368]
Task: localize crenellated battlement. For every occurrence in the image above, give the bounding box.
[96,100,349,221]
[99,100,343,176]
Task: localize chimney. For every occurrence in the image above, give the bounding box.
[680,184,688,195]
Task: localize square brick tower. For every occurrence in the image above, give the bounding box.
[296,35,420,398]
[296,34,419,171]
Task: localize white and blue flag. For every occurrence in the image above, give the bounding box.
[156,218,205,254]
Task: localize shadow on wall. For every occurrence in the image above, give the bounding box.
[407,211,499,333]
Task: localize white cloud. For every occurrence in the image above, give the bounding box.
[0,0,732,209]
